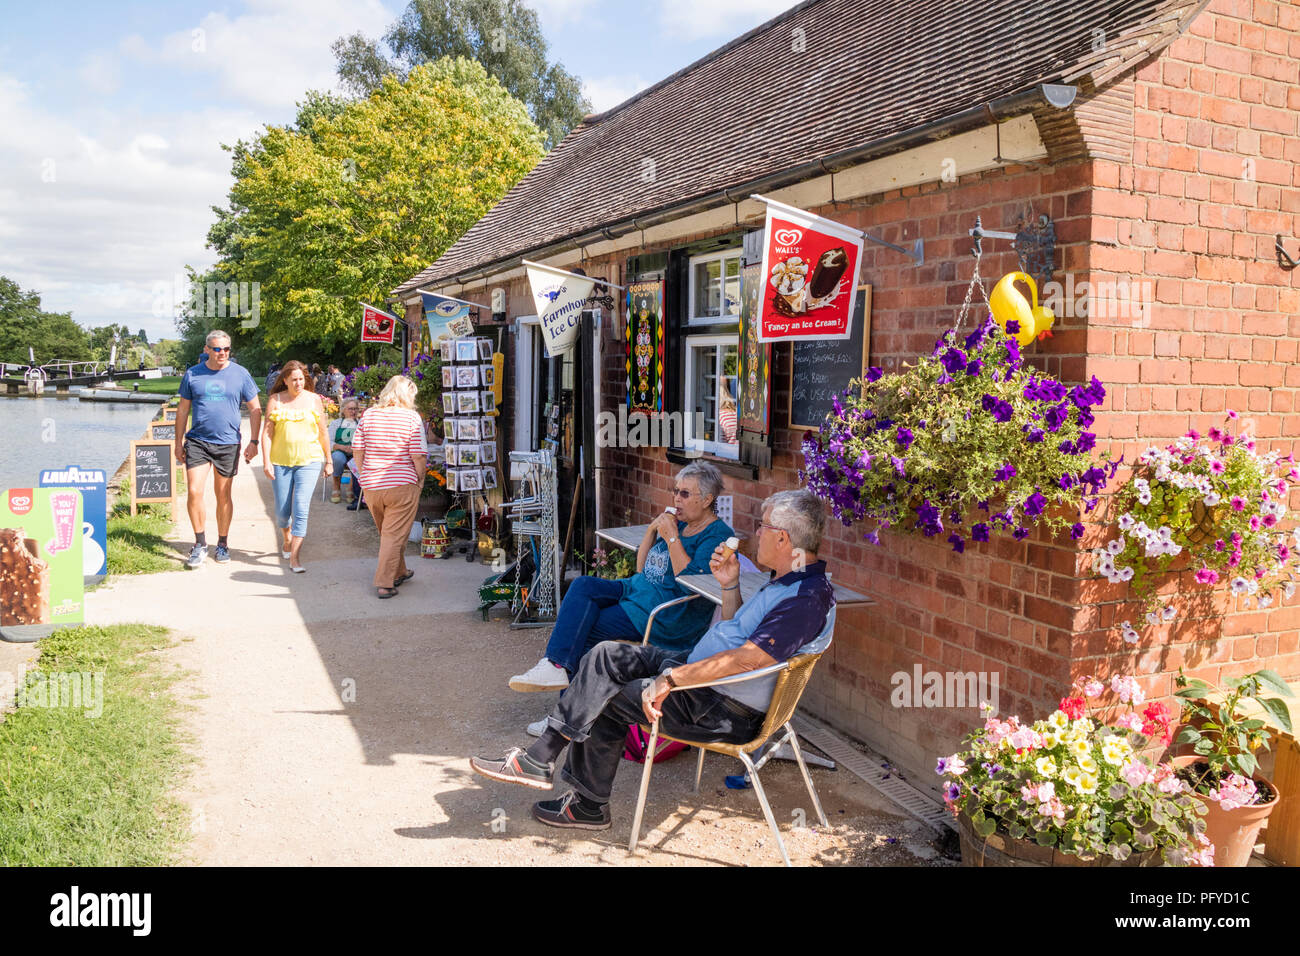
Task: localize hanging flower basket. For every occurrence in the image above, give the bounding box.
[801,317,1115,552]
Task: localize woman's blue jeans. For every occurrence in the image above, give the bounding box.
[272,461,323,538]
[546,575,640,675]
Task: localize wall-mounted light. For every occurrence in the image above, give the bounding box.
[491,286,506,322]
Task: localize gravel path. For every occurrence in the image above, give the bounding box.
[86,427,944,866]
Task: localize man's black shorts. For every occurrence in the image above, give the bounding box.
[183,438,241,477]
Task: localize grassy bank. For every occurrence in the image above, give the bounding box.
[106,490,183,575]
[132,375,181,395]
[0,624,191,865]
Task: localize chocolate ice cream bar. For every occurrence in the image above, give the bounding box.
[0,529,50,626]
[809,247,849,298]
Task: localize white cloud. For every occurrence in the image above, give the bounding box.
[582,73,649,113]
[77,53,121,96]
[657,0,796,42]
[0,73,263,340]
[528,0,604,28]
[123,0,393,110]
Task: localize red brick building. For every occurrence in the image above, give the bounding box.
[397,0,1300,787]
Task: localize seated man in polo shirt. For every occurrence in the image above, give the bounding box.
[470,489,836,830]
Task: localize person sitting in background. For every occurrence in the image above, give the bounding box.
[470,489,835,831]
[327,398,360,504]
[508,461,733,734]
[719,391,738,445]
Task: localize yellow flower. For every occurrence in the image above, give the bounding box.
[1040,730,1061,749]
[1062,765,1083,789]
[1035,756,1057,777]
[1077,772,1099,795]
[1078,754,1099,775]
[1069,738,1091,759]
[1048,711,1069,731]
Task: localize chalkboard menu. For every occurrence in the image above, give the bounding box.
[789,285,872,430]
[129,440,174,514]
[150,422,176,441]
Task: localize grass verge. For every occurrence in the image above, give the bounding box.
[106,489,183,575]
[0,624,191,865]
[132,375,181,395]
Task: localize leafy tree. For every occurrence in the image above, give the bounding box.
[0,276,92,364]
[200,58,544,358]
[137,328,149,345]
[333,0,589,148]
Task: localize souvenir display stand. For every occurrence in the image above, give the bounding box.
[501,449,559,627]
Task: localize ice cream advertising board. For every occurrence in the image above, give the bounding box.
[39,466,108,584]
[755,197,864,343]
[0,487,84,642]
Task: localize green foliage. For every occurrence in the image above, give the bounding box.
[107,491,183,575]
[0,276,91,364]
[333,0,590,147]
[343,352,442,419]
[584,546,635,580]
[1174,667,1295,787]
[199,58,544,360]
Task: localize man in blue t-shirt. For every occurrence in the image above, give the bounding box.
[471,489,836,831]
[175,330,262,568]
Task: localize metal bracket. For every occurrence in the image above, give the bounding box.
[1278,235,1299,271]
[864,230,924,266]
[969,214,1056,289]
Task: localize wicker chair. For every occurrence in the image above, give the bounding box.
[627,652,829,866]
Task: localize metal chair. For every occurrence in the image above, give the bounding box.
[627,652,829,866]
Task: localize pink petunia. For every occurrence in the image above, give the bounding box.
[1250,516,1262,531]
[1231,496,1246,511]
[1210,460,1225,474]
[1227,409,1238,419]
[1195,567,1220,585]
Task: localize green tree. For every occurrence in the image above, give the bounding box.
[333,0,589,148]
[0,276,92,364]
[201,58,545,358]
[137,328,149,345]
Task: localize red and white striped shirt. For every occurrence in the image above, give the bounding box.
[352,406,428,489]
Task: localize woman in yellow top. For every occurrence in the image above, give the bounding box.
[261,360,332,572]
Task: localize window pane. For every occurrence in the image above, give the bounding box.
[719,343,739,445]
[690,344,719,442]
[693,259,722,318]
[723,256,741,317]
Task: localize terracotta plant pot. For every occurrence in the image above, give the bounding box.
[957,812,1161,867]
[1171,755,1278,867]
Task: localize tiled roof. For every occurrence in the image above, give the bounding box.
[396,0,1207,293]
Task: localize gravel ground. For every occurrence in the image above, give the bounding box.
[85,428,949,866]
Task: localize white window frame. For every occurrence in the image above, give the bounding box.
[683,333,740,461]
[686,247,743,325]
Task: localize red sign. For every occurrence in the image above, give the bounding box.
[756,199,864,342]
[8,489,34,516]
[360,304,398,344]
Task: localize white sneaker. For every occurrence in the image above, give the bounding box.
[526,717,549,737]
[509,658,569,693]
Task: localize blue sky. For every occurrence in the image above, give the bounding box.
[0,0,794,341]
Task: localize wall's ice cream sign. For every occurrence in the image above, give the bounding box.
[0,487,83,642]
[754,195,864,342]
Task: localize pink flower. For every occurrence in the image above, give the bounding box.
[1227,409,1238,419]
[1214,539,1226,552]
[1121,760,1153,786]
[1228,551,1242,568]
[1231,496,1246,511]
[1264,514,1278,527]
[1008,728,1040,750]
[1278,545,1290,562]
[1083,679,1104,698]
[1186,429,1201,440]
[1210,460,1225,474]
[1223,434,1236,446]
[1111,675,1144,705]
[1208,427,1222,441]
[1116,713,1145,732]
[1195,567,1220,585]
[1209,774,1258,811]
[1250,516,1262,531]
[1246,441,1256,451]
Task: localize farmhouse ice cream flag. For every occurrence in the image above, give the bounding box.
[754,195,864,342]
[524,261,597,358]
[360,303,399,344]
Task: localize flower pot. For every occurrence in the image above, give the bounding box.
[1186,500,1220,546]
[1171,756,1278,867]
[956,812,1161,867]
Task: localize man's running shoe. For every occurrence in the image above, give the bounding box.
[469,747,554,790]
[214,545,231,563]
[185,545,208,569]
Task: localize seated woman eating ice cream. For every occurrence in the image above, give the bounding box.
[507,462,734,722]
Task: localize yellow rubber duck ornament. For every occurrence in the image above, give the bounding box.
[989,272,1055,346]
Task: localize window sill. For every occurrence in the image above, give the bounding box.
[664,448,757,481]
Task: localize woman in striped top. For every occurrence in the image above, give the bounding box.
[352,375,429,598]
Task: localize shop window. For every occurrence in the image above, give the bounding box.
[688,249,743,325]
[683,334,740,460]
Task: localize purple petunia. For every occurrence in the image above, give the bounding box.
[1070,523,1085,539]
[966,359,983,376]
[1026,428,1044,443]
[1044,402,1070,432]
[949,534,965,553]
[896,426,915,450]
[1075,431,1096,453]
[971,523,991,542]
[1058,439,1076,455]
[1023,491,1047,518]
[940,348,968,375]
[866,366,884,382]
[857,449,873,470]
[892,455,906,477]
[1005,320,1020,334]
[994,462,1017,482]
[1013,527,1030,540]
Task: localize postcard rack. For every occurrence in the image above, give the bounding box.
[503,448,558,626]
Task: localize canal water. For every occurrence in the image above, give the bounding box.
[0,392,163,491]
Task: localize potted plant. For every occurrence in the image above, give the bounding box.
[1090,414,1300,641]
[802,317,1117,551]
[1172,668,1295,866]
[587,546,635,581]
[939,674,1212,866]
